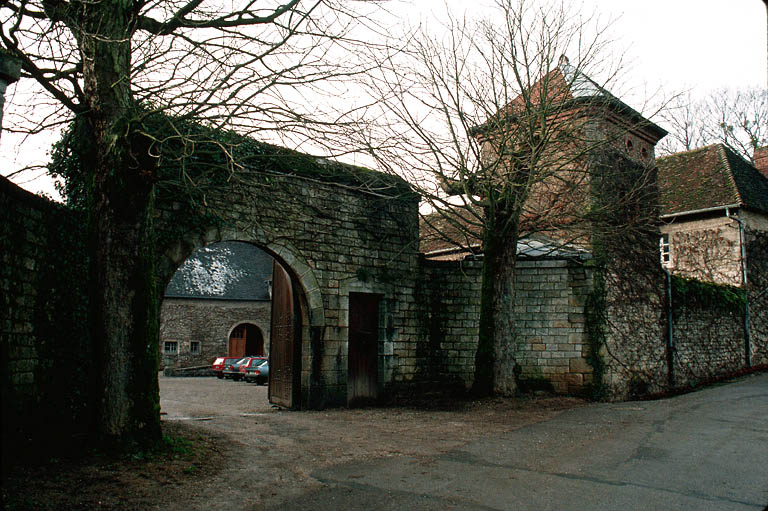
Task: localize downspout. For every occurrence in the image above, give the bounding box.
[726,207,751,367]
[663,267,674,387]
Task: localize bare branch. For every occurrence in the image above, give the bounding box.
[137,0,306,34]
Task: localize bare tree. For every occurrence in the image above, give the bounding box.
[0,0,384,444]
[358,0,663,396]
[658,87,768,162]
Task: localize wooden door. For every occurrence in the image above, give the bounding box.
[348,293,381,406]
[228,324,246,357]
[268,261,300,408]
[228,324,264,357]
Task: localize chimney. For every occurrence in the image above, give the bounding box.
[754,146,768,180]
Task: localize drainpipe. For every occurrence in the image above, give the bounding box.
[726,207,751,367]
[663,267,674,387]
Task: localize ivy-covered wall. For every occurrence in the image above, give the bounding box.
[747,230,768,367]
[670,277,746,387]
[0,175,91,460]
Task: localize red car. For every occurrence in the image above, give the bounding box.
[212,356,241,379]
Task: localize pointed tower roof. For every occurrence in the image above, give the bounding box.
[477,56,667,142]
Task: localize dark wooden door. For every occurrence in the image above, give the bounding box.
[228,332,245,358]
[268,261,300,408]
[348,293,380,406]
[228,324,264,357]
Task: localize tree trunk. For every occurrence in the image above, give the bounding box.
[472,214,520,397]
[89,173,160,444]
[76,1,161,445]
[491,232,520,396]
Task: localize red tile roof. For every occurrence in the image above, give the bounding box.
[657,144,768,216]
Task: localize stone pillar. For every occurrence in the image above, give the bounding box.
[0,51,22,141]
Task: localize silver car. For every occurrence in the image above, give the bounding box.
[243,357,269,385]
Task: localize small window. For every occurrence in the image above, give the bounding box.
[660,234,671,266]
[641,146,649,159]
[625,138,633,152]
[190,341,200,354]
[163,341,178,355]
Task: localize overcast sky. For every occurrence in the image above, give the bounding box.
[2,0,766,198]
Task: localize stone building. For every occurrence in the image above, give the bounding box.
[656,144,768,370]
[657,144,768,286]
[421,56,669,397]
[159,241,273,369]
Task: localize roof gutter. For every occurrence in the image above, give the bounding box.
[660,203,741,220]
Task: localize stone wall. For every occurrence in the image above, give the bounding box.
[424,252,756,400]
[423,256,594,395]
[2,157,764,465]
[159,298,271,368]
[747,230,768,366]
[671,299,745,386]
[513,259,592,394]
[600,275,668,399]
[0,176,91,457]
[420,259,482,387]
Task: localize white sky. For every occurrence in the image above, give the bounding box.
[2,0,766,198]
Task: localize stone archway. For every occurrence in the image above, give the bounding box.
[160,234,324,409]
[154,166,420,409]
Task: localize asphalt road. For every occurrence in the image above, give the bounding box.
[276,373,768,511]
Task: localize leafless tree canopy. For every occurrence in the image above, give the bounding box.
[1,0,387,155]
[357,0,654,256]
[658,88,768,163]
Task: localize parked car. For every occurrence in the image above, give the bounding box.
[223,357,253,381]
[212,356,241,379]
[242,357,269,384]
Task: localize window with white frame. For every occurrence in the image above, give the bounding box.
[660,234,671,266]
[163,341,178,355]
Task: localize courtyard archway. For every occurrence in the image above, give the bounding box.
[153,163,420,409]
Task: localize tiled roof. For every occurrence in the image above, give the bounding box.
[657,144,768,216]
[165,241,273,300]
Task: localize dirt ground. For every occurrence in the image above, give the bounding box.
[2,375,585,511]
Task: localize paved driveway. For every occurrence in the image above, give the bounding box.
[160,373,768,510]
[279,374,768,510]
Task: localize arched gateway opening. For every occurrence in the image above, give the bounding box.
[160,238,319,409]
